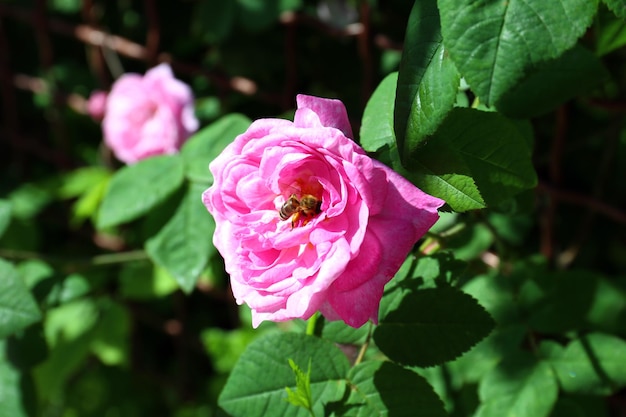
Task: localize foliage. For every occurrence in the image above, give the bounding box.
[1,0,626,416]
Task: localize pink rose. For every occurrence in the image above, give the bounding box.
[87,90,108,121]
[202,95,444,328]
[101,63,198,164]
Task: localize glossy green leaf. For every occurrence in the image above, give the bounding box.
[0,259,42,339]
[97,155,185,229]
[496,46,609,118]
[405,108,537,212]
[476,352,558,417]
[545,333,626,395]
[375,286,495,367]
[344,361,447,417]
[145,182,216,293]
[438,0,599,105]
[182,113,251,184]
[218,332,349,417]
[395,0,460,159]
[360,72,397,153]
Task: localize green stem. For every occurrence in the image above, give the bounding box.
[305,312,325,337]
[0,248,148,268]
[354,322,374,365]
[90,250,149,265]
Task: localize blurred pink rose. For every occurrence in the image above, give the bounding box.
[202,95,444,328]
[101,63,198,164]
[87,90,108,121]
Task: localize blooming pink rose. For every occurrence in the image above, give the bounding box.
[202,95,444,328]
[101,63,198,164]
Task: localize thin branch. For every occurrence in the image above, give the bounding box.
[537,182,626,225]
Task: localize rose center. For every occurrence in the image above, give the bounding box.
[278,180,323,227]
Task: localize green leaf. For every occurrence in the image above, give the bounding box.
[438,0,599,105]
[475,352,558,417]
[380,253,469,318]
[145,182,216,293]
[57,166,111,199]
[98,155,184,229]
[449,324,527,385]
[586,277,626,333]
[97,155,185,229]
[375,286,495,367]
[218,332,349,417]
[181,113,251,184]
[43,298,99,347]
[0,341,33,417]
[44,273,91,306]
[405,108,537,212]
[527,270,598,333]
[597,13,626,55]
[49,0,81,14]
[496,45,609,118]
[321,320,370,345]
[544,333,626,395]
[284,359,313,413]
[8,182,54,220]
[33,298,99,401]
[462,272,519,323]
[345,361,447,417]
[201,327,258,374]
[0,199,11,239]
[0,259,42,339]
[58,166,111,225]
[412,251,468,286]
[604,0,626,18]
[118,262,179,300]
[191,0,236,43]
[15,260,54,291]
[395,0,460,159]
[360,72,397,153]
[236,0,302,32]
[90,299,130,366]
[549,398,588,417]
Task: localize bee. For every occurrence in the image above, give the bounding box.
[279,194,322,227]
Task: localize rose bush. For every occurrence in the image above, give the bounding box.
[98,63,198,164]
[203,95,444,328]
